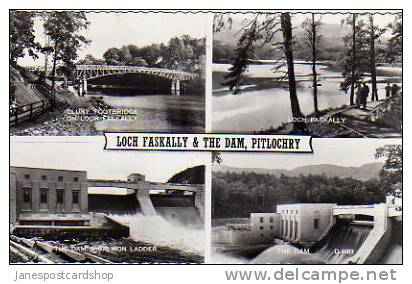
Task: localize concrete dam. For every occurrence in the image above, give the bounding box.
[88,173,204,227]
[214,196,402,264]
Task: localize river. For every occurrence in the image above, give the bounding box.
[86,89,205,132]
[212,62,402,132]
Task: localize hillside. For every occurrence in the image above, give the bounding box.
[10,65,41,105]
[168,165,205,184]
[213,162,383,181]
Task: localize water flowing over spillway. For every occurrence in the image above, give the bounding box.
[251,223,372,264]
[314,223,372,264]
[110,213,205,256]
[213,223,373,264]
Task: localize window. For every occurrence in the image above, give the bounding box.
[269,217,274,223]
[56,190,64,205]
[291,210,294,214]
[23,188,31,203]
[270,225,274,230]
[296,210,299,214]
[260,226,264,230]
[58,176,63,182]
[286,210,288,214]
[41,175,47,181]
[40,189,48,204]
[72,191,80,204]
[260,234,264,237]
[314,219,319,230]
[259,217,264,223]
[73,177,79,182]
[24,174,30,179]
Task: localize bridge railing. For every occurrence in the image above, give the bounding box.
[75,65,197,78]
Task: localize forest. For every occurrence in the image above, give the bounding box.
[78,35,206,75]
[212,171,385,218]
[212,145,402,219]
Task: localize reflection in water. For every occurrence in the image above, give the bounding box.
[213,63,401,132]
[88,91,205,132]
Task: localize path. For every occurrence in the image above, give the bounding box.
[327,99,401,138]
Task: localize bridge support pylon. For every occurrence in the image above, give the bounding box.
[171,79,181,96]
[78,78,88,97]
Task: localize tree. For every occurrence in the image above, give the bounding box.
[103,47,124,65]
[219,13,307,133]
[281,13,306,133]
[9,11,40,65]
[366,15,386,101]
[77,54,105,65]
[302,14,322,117]
[43,11,90,107]
[340,14,370,105]
[386,14,402,64]
[375,144,402,196]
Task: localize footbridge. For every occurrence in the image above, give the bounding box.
[25,64,199,96]
[87,174,204,217]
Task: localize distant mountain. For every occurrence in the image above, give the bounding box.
[213,162,383,181]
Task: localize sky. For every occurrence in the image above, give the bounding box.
[224,11,398,27]
[18,12,208,66]
[10,136,208,182]
[219,138,401,170]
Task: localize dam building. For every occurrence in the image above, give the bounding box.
[217,198,402,264]
[10,167,89,226]
[10,166,204,237]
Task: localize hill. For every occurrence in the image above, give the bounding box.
[168,165,205,184]
[213,162,383,181]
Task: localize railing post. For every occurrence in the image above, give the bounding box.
[14,109,18,126]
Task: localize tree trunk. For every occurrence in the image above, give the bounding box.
[369,15,378,101]
[50,41,59,110]
[311,13,319,117]
[281,13,306,133]
[350,14,356,106]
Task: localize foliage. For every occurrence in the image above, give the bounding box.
[100,35,205,74]
[43,12,90,80]
[9,11,40,64]
[212,171,385,218]
[167,165,205,184]
[375,144,402,196]
[339,15,370,93]
[386,15,402,63]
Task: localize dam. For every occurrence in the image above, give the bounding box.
[10,166,204,237]
[214,196,402,264]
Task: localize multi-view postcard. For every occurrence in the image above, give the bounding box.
[9,10,402,266]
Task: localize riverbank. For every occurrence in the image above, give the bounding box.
[212,61,402,134]
[260,95,402,138]
[213,71,289,96]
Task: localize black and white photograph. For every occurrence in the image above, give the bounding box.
[211,139,402,264]
[10,137,206,264]
[10,11,206,135]
[212,11,402,138]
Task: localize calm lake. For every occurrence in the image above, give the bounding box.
[87,89,205,132]
[212,62,401,132]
